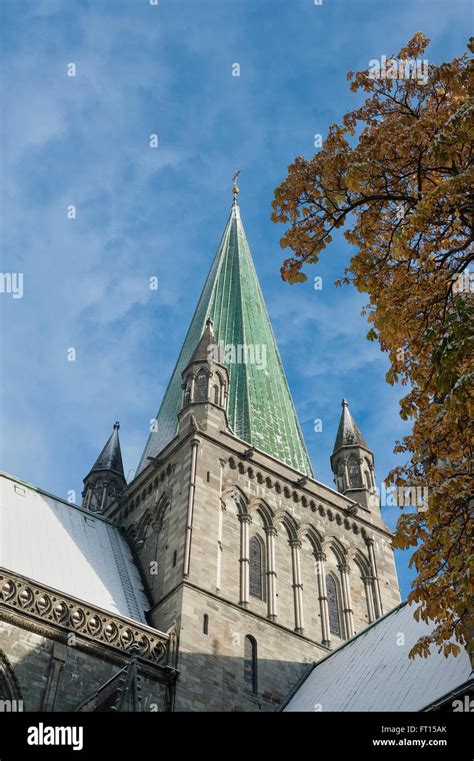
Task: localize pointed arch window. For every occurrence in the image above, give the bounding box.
[347,455,362,488]
[213,384,219,404]
[249,536,265,601]
[244,636,258,693]
[326,574,342,637]
[195,370,208,402]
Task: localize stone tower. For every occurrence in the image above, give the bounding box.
[82,421,126,513]
[114,188,401,711]
[330,399,377,511]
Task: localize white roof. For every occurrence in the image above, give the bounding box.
[0,472,149,623]
[283,601,472,712]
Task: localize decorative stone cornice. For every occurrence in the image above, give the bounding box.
[0,569,169,667]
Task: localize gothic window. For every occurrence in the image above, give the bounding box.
[195,371,208,402]
[326,574,342,637]
[364,470,371,489]
[213,384,219,404]
[348,455,362,488]
[244,635,258,693]
[249,536,265,601]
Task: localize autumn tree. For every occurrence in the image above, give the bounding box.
[272,33,473,658]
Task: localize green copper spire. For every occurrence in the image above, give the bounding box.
[137,198,313,476]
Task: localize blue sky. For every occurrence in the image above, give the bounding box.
[0,0,470,599]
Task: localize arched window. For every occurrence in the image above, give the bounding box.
[194,371,208,401]
[249,536,265,601]
[364,470,371,489]
[348,455,362,488]
[326,574,342,638]
[244,636,258,693]
[213,385,219,404]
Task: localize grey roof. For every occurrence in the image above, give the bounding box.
[333,399,369,453]
[0,472,148,623]
[283,601,473,712]
[186,318,217,369]
[88,422,125,479]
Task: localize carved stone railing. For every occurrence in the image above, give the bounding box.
[0,569,169,667]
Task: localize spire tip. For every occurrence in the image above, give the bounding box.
[232,170,240,205]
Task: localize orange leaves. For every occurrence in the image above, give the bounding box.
[272,33,473,659]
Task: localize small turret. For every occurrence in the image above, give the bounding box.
[330,400,377,510]
[82,422,126,513]
[178,318,229,434]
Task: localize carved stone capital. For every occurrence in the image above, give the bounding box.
[238,513,252,524]
[264,526,278,537]
[289,539,302,550]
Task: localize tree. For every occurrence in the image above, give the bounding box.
[272,33,473,658]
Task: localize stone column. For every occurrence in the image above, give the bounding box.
[183,438,199,578]
[339,563,355,638]
[290,539,304,635]
[100,481,109,512]
[42,642,68,711]
[366,537,383,618]
[364,576,376,623]
[216,459,226,593]
[83,487,92,511]
[239,514,252,608]
[315,551,330,646]
[264,526,277,621]
[343,459,350,490]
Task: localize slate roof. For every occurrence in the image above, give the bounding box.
[137,201,313,476]
[333,399,369,453]
[88,421,125,479]
[282,601,473,712]
[0,472,148,623]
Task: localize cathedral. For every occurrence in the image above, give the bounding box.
[1,186,469,713]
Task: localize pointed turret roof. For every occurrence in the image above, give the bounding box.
[88,422,125,479]
[137,199,313,476]
[187,318,218,367]
[333,399,369,453]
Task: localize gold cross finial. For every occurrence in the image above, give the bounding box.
[232,170,240,204]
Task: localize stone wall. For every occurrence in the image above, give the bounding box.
[127,419,401,711]
[0,618,170,711]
